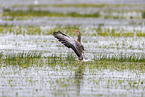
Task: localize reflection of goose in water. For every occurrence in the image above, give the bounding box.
[75,64,85,95]
[53,29,87,63]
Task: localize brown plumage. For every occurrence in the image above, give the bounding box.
[53,30,84,60]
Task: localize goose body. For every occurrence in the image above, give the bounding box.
[53,30,84,60]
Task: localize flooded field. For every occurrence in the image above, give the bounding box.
[0,1,145,97]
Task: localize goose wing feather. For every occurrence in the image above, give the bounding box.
[53,30,84,58]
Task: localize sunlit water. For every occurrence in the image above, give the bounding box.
[0,64,145,97]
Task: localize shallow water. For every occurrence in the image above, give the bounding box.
[0,33,145,58]
[0,63,145,97]
[0,1,145,97]
[0,31,145,96]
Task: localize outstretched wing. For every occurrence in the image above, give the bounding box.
[53,30,84,59]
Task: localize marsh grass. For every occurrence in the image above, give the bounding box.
[97,31,145,37]
[1,25,145,37]
[93,53,145,62]
[142,11,145,19]
[136,32,145,37]
[0,52,3,58]
[50,25,81,36]
[2,9,142,20]
[0,25,43,35]
[0,51,145,72]
[10,4,110,8]
[1,51,42,67]
[2,8,100,19]
[96,27,145,37]
[11,4,145,8]
[2,4,145,20]
[0,25,81,35]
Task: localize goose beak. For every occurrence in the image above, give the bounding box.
[74,29,77,32]
[81,61,83,64]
